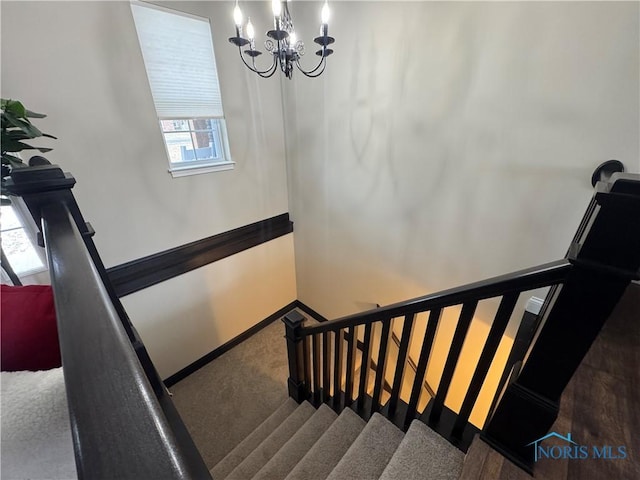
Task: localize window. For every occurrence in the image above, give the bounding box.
[0,197,46,277]
[160,119,228,169]
[131,1,233,177]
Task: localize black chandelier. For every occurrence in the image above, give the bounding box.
[229,0,334,79]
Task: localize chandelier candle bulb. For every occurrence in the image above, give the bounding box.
[320,2,329,36]
[321,2,330,24]
[272,0,282,18]
[233,5,243,37]
[233,4,243,26]
[246,18,255,41]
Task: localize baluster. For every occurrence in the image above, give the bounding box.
[429,301,478,423]
[302,334,312,402]
[371,318,392,414]
[387,313,416,417]
[452,293,519,438]
[333,330,343,410]
[356,322,373,412]
[312,334,321,405]
[344,325,358,405]
[322,331,330,403]
[485,295,543,427]
[404,308,441,428]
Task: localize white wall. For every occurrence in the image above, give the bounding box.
[1,0,296,378]
[122,234,296,378]
[283,1,639,426]
[285,0,639,319]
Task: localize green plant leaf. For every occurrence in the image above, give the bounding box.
[25,109,46,119]
[2,111,29,129]
[3,111,42,137]
[2,99,27,118]
[1,124,57,141]
[4,140,35,152]
[2,138,53,154]
[1,138,25,152]
[1,112,26,130]
[1,154,25,168]
[1,99,56,158]
[4,130,31,141]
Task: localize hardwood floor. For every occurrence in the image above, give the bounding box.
[460,282,640,480]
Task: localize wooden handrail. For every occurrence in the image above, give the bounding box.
[298,259,572,336]
[42,202,212,479]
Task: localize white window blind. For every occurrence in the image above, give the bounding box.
[131,1,224,118]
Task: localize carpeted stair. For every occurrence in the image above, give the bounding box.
[210,399,464,480]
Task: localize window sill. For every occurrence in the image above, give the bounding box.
[168,161,235,178]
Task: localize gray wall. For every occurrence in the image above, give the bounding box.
[284,0,640,319]
[281,0,639,425]
[1,0,296,378]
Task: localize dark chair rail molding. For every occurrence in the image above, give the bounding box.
[107,213,294,297]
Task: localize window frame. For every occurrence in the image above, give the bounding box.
[159,116,234,178]
[130,1,234,178]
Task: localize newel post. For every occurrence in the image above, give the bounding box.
[283,310,308,403]
[482,173,640,473]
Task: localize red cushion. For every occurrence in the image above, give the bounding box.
[1,284,61,371]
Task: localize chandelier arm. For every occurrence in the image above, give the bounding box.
[251,52,280,78]
[237,46,278,77]
[295,52,327,75]
[295,57,327,78]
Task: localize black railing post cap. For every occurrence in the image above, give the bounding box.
[283,310,306,328]
[591,159,624,187]
[5,163,76,196]
[10,164,65,182]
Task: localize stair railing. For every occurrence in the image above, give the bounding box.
[5,163,212,479]
[284,170,640,465]
[284,259,572,449]
[483,171,640,472]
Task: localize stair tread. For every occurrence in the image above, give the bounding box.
[379,420,464,480]
[210,398,298,479]
[253,403,338,480]
[284,407,366,480]
[226,401,315,480]
[325,412,404,480]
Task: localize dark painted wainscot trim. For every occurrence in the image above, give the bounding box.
[108,213,293,297]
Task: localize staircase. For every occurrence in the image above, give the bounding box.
[210,398,464,480]
[9,159,638,479]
